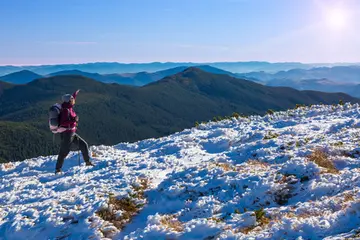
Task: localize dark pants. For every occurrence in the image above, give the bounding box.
[55,131,90,170]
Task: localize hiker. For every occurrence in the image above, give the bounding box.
[55,90,94,174]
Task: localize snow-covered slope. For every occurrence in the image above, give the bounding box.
[2,104,360,240]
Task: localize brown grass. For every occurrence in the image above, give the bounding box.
[307,148,339,174]
[236,226,256,234]
[247,159,269,168]
[283,212,296,218]
[96,178,149,230]
[216,163,235,172]
[160,215,184,232]
[130,178,149,199]
[208,216,225,223]
[255,208,271,226]
[2,162,14,170]
[263,131,279,140]
[343,193,355,202]
[296,211,322,219]
[235,209,270,234]
[96,196,143,229]
[209,162,237,172]
[332,141,344,147]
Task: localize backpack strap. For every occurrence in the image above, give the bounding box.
[67,109,71,121]
[66,108,71,128]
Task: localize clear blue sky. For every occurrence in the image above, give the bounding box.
[1,0,359,65]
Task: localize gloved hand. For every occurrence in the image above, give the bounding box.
[75,116,79,122]
[73,89,81,99]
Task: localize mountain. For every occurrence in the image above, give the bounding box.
[48,65,239,86]
[0,67,359,163]
[120,65,239,86]
[192,65,239,77]
[48,70,103,79]
[239,66,360,83]
[238,66,360,97]
[2,104,360,239]
[0,61,319,76]
[0,70,43,84]
[265,78,360,98]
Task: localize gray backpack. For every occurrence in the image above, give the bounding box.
[48,103,62,133]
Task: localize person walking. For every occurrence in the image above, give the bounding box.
[55,89,94,174]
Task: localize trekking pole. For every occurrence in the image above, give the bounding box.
[52,133,55,156]
[76,120,81,167]
[78,135,81,166]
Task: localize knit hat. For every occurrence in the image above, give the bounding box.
[62,94,74,103]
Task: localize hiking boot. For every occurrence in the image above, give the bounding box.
[55,169,62,174]
[85,161,94,167]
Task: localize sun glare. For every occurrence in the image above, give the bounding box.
[324,7,348,29]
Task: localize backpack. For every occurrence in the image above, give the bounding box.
[48,103,63,133]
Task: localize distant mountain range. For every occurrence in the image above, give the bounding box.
[238,66,360,97]
[0,67,358,163]
[2,61,355,76]
[0,65,238,85]
[264,78,360,98]
[239,66,360,83]
[2,65,360,97]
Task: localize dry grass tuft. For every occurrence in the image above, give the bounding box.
[263,131,279,140]
[96,195,143,230]
[160,215,184,232]
[254,208,271,226]
[296,211,323,219]
[236,226,256,234]
[2,162,14,170]
[96,178,149,231]
[209,162,237,172]
[130,178,149,199]
[208,216,225,223]
[331,141,344,147]
[247,159,269,168]
[307,148,339,174]
[343,192,355,202]
[283,212,296,218]
[235,208,270,234]
[216,163,235,172]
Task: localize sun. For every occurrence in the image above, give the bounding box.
[324,7,348,29]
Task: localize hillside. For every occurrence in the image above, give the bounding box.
[0,80,14,96]
[1,104,360,239]
[0,68,359,162]
[0,121,56,163]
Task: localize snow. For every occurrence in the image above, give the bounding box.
[2,103,360,239]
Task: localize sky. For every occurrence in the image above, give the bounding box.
[1,0,360,65]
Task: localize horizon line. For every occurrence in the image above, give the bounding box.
[1,61,360,67]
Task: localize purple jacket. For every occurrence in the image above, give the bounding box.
[59,90,79,132]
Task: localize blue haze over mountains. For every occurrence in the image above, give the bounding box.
[1,62,360,97]
[1,61,358,76]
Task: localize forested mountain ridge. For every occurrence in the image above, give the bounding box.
[0,67,358,163]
